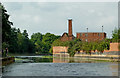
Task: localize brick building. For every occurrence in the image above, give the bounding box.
[76,32,106,42]
[60,19,75,41]
[60,19,106,42]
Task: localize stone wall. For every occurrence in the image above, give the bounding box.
[53,43,120,55]
[53,46,68,54]
[109,43,120,52]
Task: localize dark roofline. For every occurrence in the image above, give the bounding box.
[61,32,68,37]
[76,32,106,34]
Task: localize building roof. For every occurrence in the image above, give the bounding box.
[61,32,68,37]
[76,32,106,34]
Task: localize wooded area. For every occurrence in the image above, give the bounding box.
[1,3,60,56]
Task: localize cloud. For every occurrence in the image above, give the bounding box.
[2,2,118,38]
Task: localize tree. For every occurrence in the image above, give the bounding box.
[73,41,82,53]
[42,33,60,54]
[67,39,82,57]
[97,42,105,54]
[1,3,13,56]
[31,32,60,54]
[9,28,18,53]
[17,29,35,54]
[81,42,92,54]
[31,32,43,43]
[35,40,44,54]
[68,46,76,57]
[42,33,60,44]
[22,30,28,38]
[91,42,97,52]
[52,39,69,46]
[112,28,120,42]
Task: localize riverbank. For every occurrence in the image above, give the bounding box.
[2,57,15,66]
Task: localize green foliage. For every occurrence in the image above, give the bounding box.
[49,47,53,54]
[2,42,9,49]
[91,42,97,52]
[112,28,120,42]
[67,39,81,57]
[52,39,70,46]
[1,3,11,49]
[31,32,60,54]
[74,41,82,52]
[12,28,35,54]
[96,40,109,53]
[81,42,92,54]
[97,42,105,53]
[9,28,18,53]
[52,38,111,57]
[42,33,60,44]
[31,32,43,43]
[1,3,13,44]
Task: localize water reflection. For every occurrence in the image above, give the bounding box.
[15,56,118,63]
[32,57,53,63]
[3,56,119,76]
[53,57,107,63]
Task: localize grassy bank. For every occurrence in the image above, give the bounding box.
[8,53,36,56]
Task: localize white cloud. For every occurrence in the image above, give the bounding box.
[88,9,95,13]
[2,2,118,38]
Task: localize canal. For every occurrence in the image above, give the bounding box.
[2,56,119,76]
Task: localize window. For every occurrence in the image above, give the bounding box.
[85,33,88,37]
[98,33,100,36]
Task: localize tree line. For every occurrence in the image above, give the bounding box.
[1,3,60,57]
[52,28,120,57]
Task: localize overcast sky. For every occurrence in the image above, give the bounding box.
[3,2,118,38]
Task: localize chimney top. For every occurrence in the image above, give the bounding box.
[68,18,72,21]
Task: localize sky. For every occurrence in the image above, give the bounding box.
[2,2,118,38]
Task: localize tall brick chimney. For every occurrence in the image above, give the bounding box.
[68,19,72,36]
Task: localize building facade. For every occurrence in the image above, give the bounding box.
[76,32,106,42]
[60,19,106,42]
[60,19,75,41]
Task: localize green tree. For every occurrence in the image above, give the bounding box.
[52,39,69,46]
[35,40,44,54]
[42,33,60,54]
[1,4,13,43]
[42,33,60,44]
[97,42,105,54]
[17,29,35,54]
[1,3,13,57]
[91,42,97,52]
[73,41,82,53]
[1,3,13,55]
[112,28,120,42]
[82,42,92,54]
[67,39,81,57]
[9,28,18,53]
[31,32,43,43]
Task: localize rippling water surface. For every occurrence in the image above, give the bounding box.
[2,56,119,76]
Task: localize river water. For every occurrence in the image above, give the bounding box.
[2,56,119,76]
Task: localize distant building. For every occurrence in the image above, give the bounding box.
[76,32,106,42]
[60,19,106,42]
[60,19,75,41]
